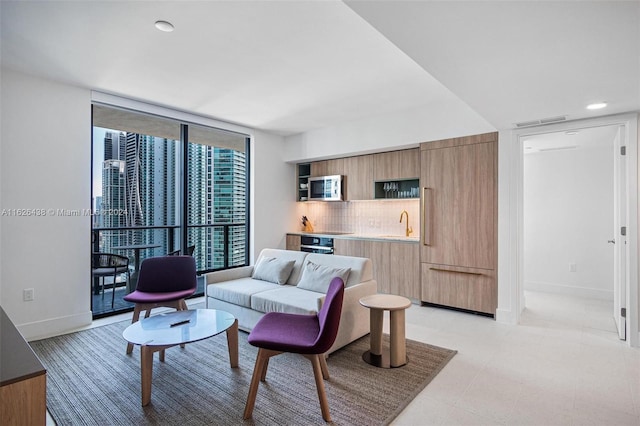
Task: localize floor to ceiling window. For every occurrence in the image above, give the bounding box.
[91,105,249,318]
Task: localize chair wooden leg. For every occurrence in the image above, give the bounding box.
[244,349,280,420]
[126,305,143,354]
[308,354,331,422]
[260,358,269,382]
[244,349,267,420]
[319,353,330,380]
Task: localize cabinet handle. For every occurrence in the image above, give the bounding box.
[422,187,431,246]
[429,267,484,276]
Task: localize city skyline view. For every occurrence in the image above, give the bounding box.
[92,119,248,303]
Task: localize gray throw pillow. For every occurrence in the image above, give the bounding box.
[296,260,351,293]
[251,256,296,285]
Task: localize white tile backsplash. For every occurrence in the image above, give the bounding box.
[295,199,420,237]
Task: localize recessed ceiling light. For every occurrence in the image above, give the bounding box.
[155,20,174,32]
[565,131,578,135]
[586,102,607,110]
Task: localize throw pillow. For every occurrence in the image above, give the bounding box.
[296,260,351,293]
[251,257,296,285]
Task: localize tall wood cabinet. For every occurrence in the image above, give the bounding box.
[420,132,498,315]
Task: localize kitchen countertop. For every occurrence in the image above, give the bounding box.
[287,231,419,243]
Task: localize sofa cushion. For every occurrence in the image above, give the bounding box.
[251,256,295,285]
[251,286,322,315]
[296,260,351,294]
[256,249,309,285]
[305,253,372,287]
[206,277,280,308]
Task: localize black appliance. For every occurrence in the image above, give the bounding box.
[300,236,334,254]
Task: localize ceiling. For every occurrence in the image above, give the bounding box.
[1,1,638,137]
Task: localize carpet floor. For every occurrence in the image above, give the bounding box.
[30,319,456,425]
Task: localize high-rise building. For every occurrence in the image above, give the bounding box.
[100,159,127,252]
[99,129,246,273]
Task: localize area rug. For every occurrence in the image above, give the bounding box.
[30,320,456,425]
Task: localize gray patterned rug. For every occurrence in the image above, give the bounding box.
[30,319,456,425]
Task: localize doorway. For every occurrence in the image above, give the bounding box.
[522,125,621,338]
[508,113,638,347]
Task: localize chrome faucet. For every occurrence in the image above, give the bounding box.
[400,210,413,237]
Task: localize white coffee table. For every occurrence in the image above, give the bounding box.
[123,309,238,406]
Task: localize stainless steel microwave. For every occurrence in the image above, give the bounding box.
[307,175,344,201]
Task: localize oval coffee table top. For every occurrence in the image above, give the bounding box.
[359,294,412,311]
[123,309,235,347]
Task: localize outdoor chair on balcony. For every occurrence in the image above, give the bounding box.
[124,255,197,354]
[167,245,195,256]
[91,253,130,309]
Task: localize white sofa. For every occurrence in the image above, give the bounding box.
[205,248,377,354]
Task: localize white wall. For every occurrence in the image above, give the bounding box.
[283,102,495,162]
[523,143,614,299]
[1,69,92,337]
[0,69,291,339]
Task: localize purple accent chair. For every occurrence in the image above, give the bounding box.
[124,256,197,354]
[243,277,345,422]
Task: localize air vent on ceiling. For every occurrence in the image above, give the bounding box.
[515,115,567,128]
[538,145,578,152]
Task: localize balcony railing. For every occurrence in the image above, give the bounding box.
[91,223,247,318]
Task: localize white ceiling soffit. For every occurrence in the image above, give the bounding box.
[346,1,640,130]
[93,105,247,152]
[0,1,489,136]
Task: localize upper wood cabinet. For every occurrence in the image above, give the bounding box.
[374,148,420,181]
[311,156,372,200]
[343,154,373,200]
[310,158,343,177]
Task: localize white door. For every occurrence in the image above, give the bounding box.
[612,125,627,340]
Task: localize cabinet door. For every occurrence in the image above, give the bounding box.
[374,148,420,181]
[286,234,301,251]
[334,238,369,257]
[343,154,373,200]
[390,242,420,299]
[311,161,328,177]
[421,263,497,314]
[420,140,496,269]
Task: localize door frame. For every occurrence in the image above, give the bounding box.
[501,113,638,347]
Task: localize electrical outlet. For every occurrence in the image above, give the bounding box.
[570,264,577,272]
[23,288,35,301]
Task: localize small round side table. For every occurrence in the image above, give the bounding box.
[359,294,412,368]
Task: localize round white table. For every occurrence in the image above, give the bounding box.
[123,309,238,406]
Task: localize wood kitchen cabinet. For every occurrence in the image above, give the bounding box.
[311,155,373,200]
[286,234,301,251]
[342,154,373,200]
[334,238,420,299]
[420,132,497,315]
[310,158,343,177]
[374,148,420,181]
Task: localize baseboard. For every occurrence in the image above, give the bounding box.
[19,311,93,341]
[495,308,517,324]
[524,281,613,301]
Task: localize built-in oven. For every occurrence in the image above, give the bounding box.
[300,236,334,254]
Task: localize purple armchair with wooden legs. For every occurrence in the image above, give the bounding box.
[123,256,197,354]
[243,277,345,422]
